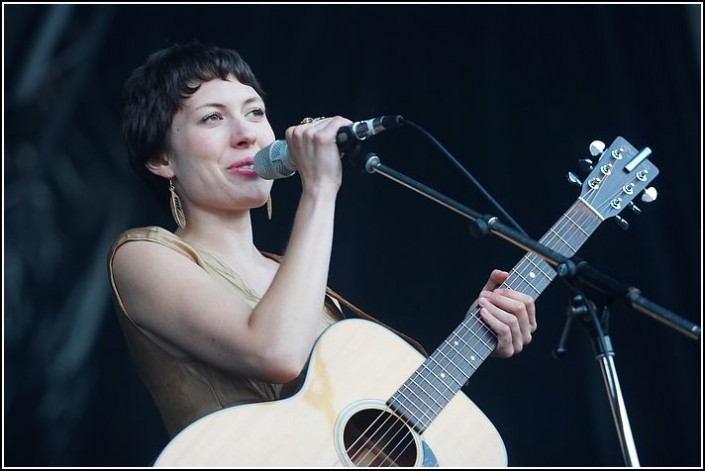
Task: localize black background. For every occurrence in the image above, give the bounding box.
[4,4,701,467]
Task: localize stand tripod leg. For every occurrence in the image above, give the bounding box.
[596,348,641,466]
[559,294,641,466]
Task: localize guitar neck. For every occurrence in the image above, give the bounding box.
[388,199,603,433]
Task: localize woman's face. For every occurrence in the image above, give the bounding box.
[165,76,276,213]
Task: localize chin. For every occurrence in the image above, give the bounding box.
[250,194,270,209]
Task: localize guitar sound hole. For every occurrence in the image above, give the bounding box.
[342,408,418,467]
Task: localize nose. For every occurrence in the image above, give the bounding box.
[230,117,257,149]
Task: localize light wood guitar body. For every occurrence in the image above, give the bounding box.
[155,319,506,467]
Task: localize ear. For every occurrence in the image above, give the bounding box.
[145,152,174,179]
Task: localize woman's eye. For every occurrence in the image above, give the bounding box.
[202,112,223,123]
[247,107,266,118]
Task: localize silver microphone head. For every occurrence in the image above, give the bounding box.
[253,140,297,180]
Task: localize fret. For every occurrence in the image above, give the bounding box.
[420,352,464,389]
[407,370,455,405]
[507,268,544,296]
[563,213,590,237]
[434,343,474,378]
[389,387,436,429]
[510,255,553,293]
[450,328,491,359]
[388,199,603,433]
[547,227,577,252]
[457,317,495,350]
[429,340,477,384]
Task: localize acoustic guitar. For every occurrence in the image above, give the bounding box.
[154,137,658,467]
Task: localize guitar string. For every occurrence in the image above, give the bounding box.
[343,408,395,465]
[382,202,594,463]
[339,150,640,466]
[344,243,566,462]
[346,198,602,466]
[589,179,638,223]
[379,200,601,463]
[419,201,595,401]
[429,200,596,399]
[584,153,643,224]
[389,153,640,462]
[373,413,420,465]
[440,201,594,378]
[438,195,604,386]
[406,366,457,409]
[347,335,486,464]
[341,168,634,465]
[353,407,417,466]
[346,377,438,465]
[344,405,417,466]
[428,146,634,425]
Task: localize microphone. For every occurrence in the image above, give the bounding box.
[253,115,404,179]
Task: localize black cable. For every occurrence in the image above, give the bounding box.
[404,119,529,237]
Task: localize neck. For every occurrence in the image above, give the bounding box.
[175,208,259,262]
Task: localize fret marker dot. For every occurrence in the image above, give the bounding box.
[440,373,446,379]
[470,355,476,361]
[453,341,459,346]
[529,271,536,278]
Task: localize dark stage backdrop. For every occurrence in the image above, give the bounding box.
[4,4,701,467]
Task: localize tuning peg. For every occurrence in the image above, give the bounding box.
[589,140,606,157]
[641,187,658,203]
[566,172,582,187]
[628,202,642,215]
[578,159,594,172]
[614,215,629,230]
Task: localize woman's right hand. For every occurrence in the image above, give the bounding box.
[284,116,353,194]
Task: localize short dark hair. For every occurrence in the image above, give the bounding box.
[121,40,265,198]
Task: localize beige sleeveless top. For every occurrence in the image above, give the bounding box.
[107,226,342,438]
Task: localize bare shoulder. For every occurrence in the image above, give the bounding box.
[110,238,235,329]
[112,238,182,275]
[110,238,259,374]
[111,238,192,293]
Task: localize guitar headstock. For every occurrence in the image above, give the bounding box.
[578,136,660,223]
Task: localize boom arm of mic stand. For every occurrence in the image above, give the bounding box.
[575,262,701,341]
[362,153,700,341]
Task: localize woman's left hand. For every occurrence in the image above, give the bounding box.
[475,269,537,359]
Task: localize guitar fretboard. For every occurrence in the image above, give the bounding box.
[387,199,602,433]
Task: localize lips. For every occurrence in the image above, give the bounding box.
[227,158,258,176]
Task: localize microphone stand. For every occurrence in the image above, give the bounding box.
[358,152,701,467]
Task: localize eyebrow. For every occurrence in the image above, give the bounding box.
[194,96,264,111]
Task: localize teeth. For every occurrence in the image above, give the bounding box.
[242,164,254,169]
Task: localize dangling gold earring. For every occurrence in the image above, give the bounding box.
[266,194,273,221]
[169,179,186,229]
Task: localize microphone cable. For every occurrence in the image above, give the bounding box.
[403,118,529,238]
